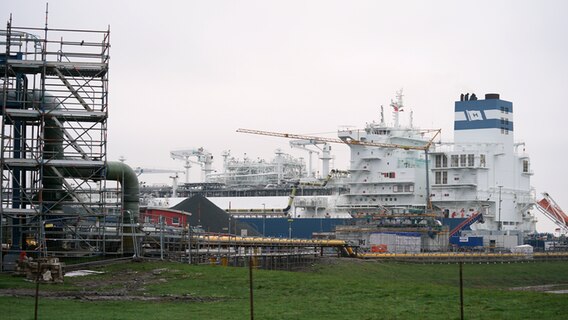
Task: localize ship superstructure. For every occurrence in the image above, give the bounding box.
[294,92,538,236]
[430,93,537,234]
[335,91,432,215]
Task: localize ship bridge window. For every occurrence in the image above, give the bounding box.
[435,155,448,168]
[371,129,389,135]
[435,171,448,184]
[394,185,413,193]
[460,154,467,167]
[480,154,486,167]
[451,155,459,167]
[380,172,396,178]
[467,154,474,167]
[523,160,529,173]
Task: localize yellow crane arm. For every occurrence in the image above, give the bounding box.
[236,128,437,151]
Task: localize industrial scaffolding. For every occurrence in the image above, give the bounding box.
[0,17,122,270]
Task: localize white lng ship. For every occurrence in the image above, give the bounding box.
[143,91,568,249]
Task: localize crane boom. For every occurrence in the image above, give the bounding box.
[134,167,182,176]
[170,147,214,183]
[237,128,440,151]
[237,127,442,210]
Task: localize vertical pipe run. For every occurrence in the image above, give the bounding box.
[498,186,503,231]
[425,150,431,210]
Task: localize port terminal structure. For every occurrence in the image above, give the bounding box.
[138,222,357,269]
[2,16,567,272]
[0,16,144,271]
[0,16,357,272]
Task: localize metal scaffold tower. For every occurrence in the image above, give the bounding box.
[1,15,120,270]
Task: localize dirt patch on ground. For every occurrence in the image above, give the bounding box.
[0,288,221,302]
[0,267,223,302]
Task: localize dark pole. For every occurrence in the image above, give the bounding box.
[249,255,254,320]
[262,203,266,236]
[34,260,42,320]
[425,150,431,210]
[188,223,192,264]
[498,186,503,231]
[459,262,464,320]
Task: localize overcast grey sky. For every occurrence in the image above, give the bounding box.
[4,1,568,232]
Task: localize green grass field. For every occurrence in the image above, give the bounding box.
[1,258,567,319]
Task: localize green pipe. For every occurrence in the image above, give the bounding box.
[103,161,139,255]
[3,90,140,253]
[55,162,139,222]
[56,162,139,254]
[104,161,140,223]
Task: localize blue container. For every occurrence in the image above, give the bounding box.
[236,217,353,239]
[450,235,483,247]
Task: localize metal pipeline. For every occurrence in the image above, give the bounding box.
[103,161,140,222]
[282,169,348,214]
[193,234,348,247]
[2,89,64,205]
[282,182,298,214]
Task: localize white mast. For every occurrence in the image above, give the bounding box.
[390,89,404,128]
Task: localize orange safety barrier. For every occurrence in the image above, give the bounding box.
[371,244,388,253]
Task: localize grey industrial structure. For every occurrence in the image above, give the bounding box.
[0,17,142,271]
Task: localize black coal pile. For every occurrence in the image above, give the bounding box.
[171,194,260,236]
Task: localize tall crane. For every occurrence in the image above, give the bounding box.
[236,128,441,209]
[170,148,214,183]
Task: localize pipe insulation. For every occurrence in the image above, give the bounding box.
[104,161,140,222]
